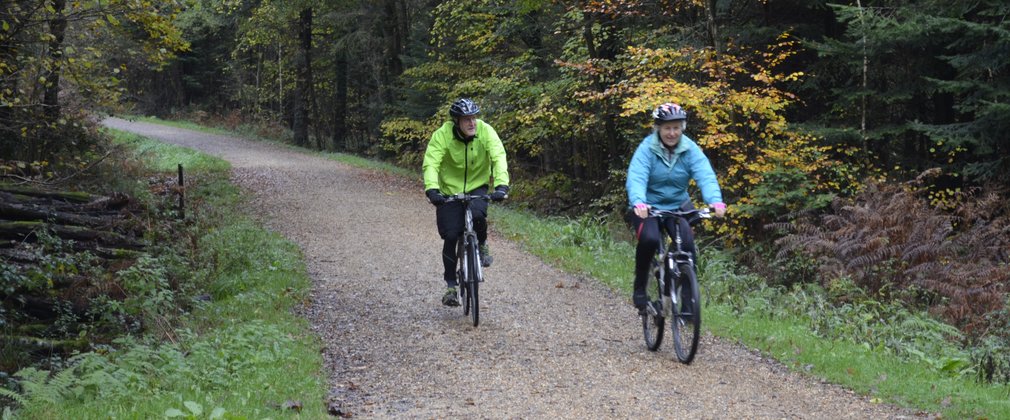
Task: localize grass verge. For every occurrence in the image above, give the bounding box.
[3,130,326,418]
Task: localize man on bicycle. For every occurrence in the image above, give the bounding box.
[625,103,726,313]
[422,98,510,306]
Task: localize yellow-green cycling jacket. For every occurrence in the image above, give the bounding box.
[422,120,510,194]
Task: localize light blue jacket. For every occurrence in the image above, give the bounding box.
[626,133,723,210]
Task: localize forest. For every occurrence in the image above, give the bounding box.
[2,0,1010,406]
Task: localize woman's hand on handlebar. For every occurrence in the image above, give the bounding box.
[634,203,650,218]
[711,202,727,218]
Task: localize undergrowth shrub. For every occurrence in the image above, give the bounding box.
[771,177,1010,329]
[3,321,297,416]
[970,299,1010,385]
[701,249,973,379]
[766,173,1010,382]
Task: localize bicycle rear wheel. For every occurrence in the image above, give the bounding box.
[642,252,665,351]
[465,239,480,326]
[670,262,701,364]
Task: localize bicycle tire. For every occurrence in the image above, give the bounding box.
[670,262,701,364]
[642,251,665,351]
[460,239,470,315]
[466,238,480,326]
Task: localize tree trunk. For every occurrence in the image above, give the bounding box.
[292,7,313,147]
[581,9,622,181]
[43,0,68,121]
[704,0,720,52]
[0,1,22,132]
[380,0,405,104]
[333,49,348,151]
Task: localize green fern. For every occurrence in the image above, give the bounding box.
[0,384,27,407]
[5,365,83,410]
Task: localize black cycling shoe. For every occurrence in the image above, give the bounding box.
[479,243,492,267]
[632,291,649,308]
[442,287,460,307]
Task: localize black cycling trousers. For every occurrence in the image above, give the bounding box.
[435,186,489,286]
[625,208,696,299]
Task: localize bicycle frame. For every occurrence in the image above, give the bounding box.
[444,193,490,326]
[447,193,487,284]
[640,206,710,362]
[649,208,710,318]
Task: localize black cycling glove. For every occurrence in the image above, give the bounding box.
[426,189,446,206]
[490,185,509,202]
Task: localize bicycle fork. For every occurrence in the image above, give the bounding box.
[458,234,484,285]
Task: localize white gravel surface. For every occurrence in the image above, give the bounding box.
[103,118,927,419]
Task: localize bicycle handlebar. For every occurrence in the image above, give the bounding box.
[647,207,712,219]
[443,193,492,202]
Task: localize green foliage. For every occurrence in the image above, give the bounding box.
[806,1,1010,189]
[734,165,835,220]
[0,0,188,163]
[117,256,176,321]
[4,321,311,417]
[970,299,1010,385]
[379,116,440,168]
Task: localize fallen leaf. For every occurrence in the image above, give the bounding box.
[327,402,352,418]
[282,400,303,413]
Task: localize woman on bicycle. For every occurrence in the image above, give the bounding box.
[422,98,510,306]
[625,103,726,313]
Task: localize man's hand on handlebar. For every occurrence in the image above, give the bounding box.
[426,189,446,206]
[490,185,509,202]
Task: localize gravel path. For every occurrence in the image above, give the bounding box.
[103,118,923,419]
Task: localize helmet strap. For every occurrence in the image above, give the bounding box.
[452,123,475,143]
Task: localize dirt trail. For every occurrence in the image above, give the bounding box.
[103,117,920,419]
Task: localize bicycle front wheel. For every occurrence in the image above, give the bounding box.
[466,239,480,326]
[642,252,665,351]
[671,262,701,364]
[458,240,470,316]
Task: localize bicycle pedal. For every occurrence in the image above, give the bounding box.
[646,302,662,317]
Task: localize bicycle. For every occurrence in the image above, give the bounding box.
[640,207,711,364]
[443,193,491,326]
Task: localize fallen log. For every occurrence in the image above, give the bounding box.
[0,201,116,229]
[0,186,97,203]
[0,221,144,249]
[90,246,145,260]
[3,334,90,353]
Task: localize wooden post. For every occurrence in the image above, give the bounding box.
[177,164,185,219]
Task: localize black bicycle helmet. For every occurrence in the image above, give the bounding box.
[449,98,480,118]
[652,103,687,124]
